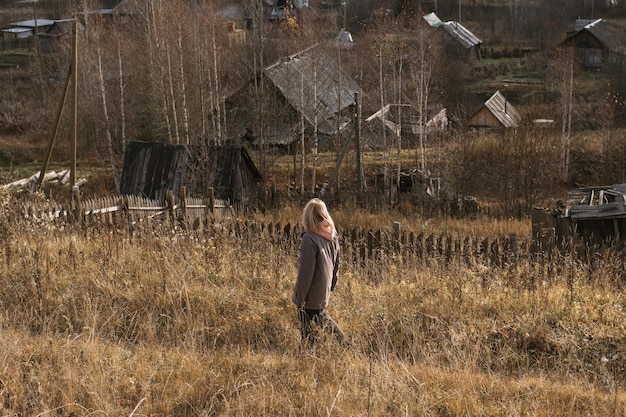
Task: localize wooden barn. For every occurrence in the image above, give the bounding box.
[119,141,263,213]
[532,183,626,251]
[224,45,363,151]
[467,90,521,129]
[558,18,626,69]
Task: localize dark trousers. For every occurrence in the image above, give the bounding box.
[298,308,345,344]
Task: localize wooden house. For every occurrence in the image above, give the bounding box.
[224,45,363,151]
[119,141,263,213]
[558,18,626,69]
[467,90,521,129]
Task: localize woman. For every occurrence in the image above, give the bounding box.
[292,198,345,344]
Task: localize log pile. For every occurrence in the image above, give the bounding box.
[2,170,87,192]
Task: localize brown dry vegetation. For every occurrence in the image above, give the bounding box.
[0,2,626,414]
[0,189,624,416]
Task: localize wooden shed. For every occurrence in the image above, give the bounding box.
[468,90,521,129]
[120,141,263,213]
[532,183,626,251]
[558,18,626,69]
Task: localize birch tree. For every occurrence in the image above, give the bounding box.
[555,47,574,183]
[408,18,444,175]
[114,23,127,150]
[94,28,120,191]
[79,9,121,191]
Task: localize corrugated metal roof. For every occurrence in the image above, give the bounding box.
[442,21,482,49]
[2,27,32,34]
[483,90,521,128]
[264,46,362,136]
[423,12,443,27]
[423,12,481,49]
[11,19,56,28]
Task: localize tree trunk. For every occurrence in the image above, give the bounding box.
[95,29,120,192]
[115,26,127,151]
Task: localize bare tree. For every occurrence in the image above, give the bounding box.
[114,22,127,150]
[78,7,122,191]
[556,47,574,183]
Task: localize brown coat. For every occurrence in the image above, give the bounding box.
[292,231,340,310]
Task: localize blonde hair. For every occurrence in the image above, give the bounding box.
[301,198,335,235]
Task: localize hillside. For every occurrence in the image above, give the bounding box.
[0,0,624,211]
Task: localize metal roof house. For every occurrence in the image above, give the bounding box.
[423,12,482,59]
[467,91,521,129]
[2,18,56,40]
[120,141,263,213]
[1,26,32,40]
[225,46,363,149]
[558,18,626,68]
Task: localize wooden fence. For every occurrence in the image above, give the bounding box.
[225,219,625,277]
[23,189,231,226]
[20,195,624,273]
[227,219,533,265]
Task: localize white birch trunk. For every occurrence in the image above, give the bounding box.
[95,34,120,191]
[115,27,127,150]
[166,43,180,144]
[177,26,190,145]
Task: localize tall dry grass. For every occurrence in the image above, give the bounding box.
[0,191,624,416]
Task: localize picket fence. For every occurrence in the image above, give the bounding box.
[228,219,533,265]
[23,192,231,226]
[21,195,623,274]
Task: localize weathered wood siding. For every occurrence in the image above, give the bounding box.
[120,142,262,213]
[468,107,503,128]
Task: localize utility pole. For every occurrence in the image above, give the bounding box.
[71,18,78,189]
[33,19,77,194]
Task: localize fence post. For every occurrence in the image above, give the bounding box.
[416,233,423,259]
[367,230,374,263]
[393,222,400,254]
[375,230,382,262]
[208,187,215,214]
[283,223,292,250]
[437,235,444,257]
[509,233,518,267]
[72,185,84,224]
[180,186,189,229]
[425,234,434,258]
[480,238,489,264]
[491,240,499,266]
[166,190,175,226]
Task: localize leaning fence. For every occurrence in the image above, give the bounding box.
[22,189,232,227]
[223,219,624,279]
[18,193,625,278]
[229,219,525,265]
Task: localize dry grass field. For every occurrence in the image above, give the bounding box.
[0,188,624,416]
